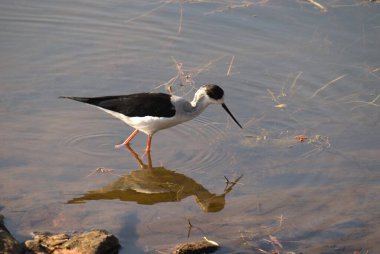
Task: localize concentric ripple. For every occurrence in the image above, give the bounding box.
[60,131,122,157]
[156,115,238,172]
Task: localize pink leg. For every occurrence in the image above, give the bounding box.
[141,135,153,159]
[145,135,152,153]
[115,129,139,148]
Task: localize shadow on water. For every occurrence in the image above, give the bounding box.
[66,145,242,213]
[119,213,144,254]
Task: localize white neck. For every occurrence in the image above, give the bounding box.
[189,96,211,117]
[170,94,214,124]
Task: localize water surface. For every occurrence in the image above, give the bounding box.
[1,0,379,253]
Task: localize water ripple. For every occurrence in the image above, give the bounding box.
[157,116,235,172]
[60,131,121,157]
[58,115,234,172]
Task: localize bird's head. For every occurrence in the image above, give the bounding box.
[192,84,224,105]
[193,84,243,129]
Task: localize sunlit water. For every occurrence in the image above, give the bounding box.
[1,0,379,253]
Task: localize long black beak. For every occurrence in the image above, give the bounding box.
[222,103,243,129]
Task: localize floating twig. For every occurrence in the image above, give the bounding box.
[205,0,255,15]
[224,174,244,193]
[154,57,196,94]
[267,89,280,104]
[155,55,228,95]
[267,88,287,108]
[305,0,327,12]
[124,2,169,24]
[226,55,235,76]
[277,214,286,228]
[155,75,178,93]
[347,92,380,110]
[309,74,346,99]
[186,218,205,238]
[178,1,184,33]
[85,167,120,178]
[290,71,303,95]
[187,218,192,238]
[192,54,227,76]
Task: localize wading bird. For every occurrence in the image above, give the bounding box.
[60,84,242,152]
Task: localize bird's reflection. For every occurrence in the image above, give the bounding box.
[67,146,242,213]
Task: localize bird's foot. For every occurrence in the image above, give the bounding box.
[114,143,127,149]
[115,130,140,149]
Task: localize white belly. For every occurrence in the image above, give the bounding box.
[97,107,187,135]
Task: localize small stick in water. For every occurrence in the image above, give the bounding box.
[305,0,327,12]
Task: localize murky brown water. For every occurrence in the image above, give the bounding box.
[1,0,380,253]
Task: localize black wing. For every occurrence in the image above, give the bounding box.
[60,93,176,118]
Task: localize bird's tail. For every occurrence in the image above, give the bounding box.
[59,96,90,103]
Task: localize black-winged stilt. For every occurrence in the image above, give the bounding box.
[60,84,242,152]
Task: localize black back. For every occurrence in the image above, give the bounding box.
[61,93,176,118]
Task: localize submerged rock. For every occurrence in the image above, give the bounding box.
[0,214,24,254]
[24,229,120,254]
[173,238,220,254]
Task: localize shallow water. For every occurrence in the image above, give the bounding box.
[1,0,380,253]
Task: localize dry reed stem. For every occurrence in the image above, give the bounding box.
[124,2,169,24]
[305,0,327,12]
[309,74,346,99]
[329,1,374,8]
[154,74,178,91]
[267,89,280,104]
[227,55,235,76]
[347,92,380,110]
[290,71,303,95]
[243,114,265,129]
[205,0,269,15]
[154,57,192,93]
[155,55,227,95]
[192,54,227,76]
[370,93,380,104]
[266,89,287,109]
[178,1,184,33]
[260,212,286,235]
[369,69,380,80]
[85,167,122,178]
